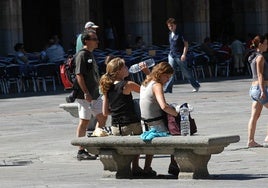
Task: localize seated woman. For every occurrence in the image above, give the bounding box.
[14,43,31,76]
[99,57,156,177]
[140,61,180,176]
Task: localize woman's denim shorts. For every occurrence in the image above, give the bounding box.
[249,85,268,105]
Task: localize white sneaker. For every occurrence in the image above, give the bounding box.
[192,87,200,92]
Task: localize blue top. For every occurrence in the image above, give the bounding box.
[169,28,187,58]
[45,44,65,63]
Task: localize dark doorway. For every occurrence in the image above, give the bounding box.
[22,0,61,52]
[102,0,125,49]
[209,0,234,42]
[151,0,168,46]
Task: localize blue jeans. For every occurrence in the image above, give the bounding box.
[164,54,200,93]
[249,85,268,105]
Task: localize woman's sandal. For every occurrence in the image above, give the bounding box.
[247,141,263,148]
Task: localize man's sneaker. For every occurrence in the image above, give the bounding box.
[192,86,200,92]
[65,95,75,103]
[77,149,97,161]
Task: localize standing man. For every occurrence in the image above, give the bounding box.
[66,21,99,103]
[76,21,99,53]
[164,18,200,93]
[75,29,108,160]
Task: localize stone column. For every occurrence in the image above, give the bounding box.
[243,0,268,36]
[59,0,90,51]
[183,0,210,43]
[59,0,104,51]
[256,0,268,34]
[0,0,23,55]
[232,0,246,37]
[124,0,152,47]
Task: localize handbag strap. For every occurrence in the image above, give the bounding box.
[141,115,165,123]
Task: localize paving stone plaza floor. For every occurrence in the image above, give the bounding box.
[1,77,268,187]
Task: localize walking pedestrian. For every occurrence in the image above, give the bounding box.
[164,18,200,93]
[247,34,268,147]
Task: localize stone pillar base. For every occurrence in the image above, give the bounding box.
[174,149,210,179]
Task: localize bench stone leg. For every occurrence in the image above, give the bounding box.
[174,150,211,179]
[99,149,135,179]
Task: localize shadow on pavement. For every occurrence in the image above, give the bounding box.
[208,173,268,180]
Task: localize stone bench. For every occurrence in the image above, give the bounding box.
[59,103,79,118]
[59,103,97,130]
[71,134,240,179]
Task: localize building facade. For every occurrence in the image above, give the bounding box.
[0,0,267,55]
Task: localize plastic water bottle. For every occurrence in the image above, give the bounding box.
[180,104,190,136]
[128,58,155,73]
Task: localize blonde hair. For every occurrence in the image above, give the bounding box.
[142,61,174,86]
[99,57,125,95]
[104,55,115,65]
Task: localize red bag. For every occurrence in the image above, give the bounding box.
[60,55,76,90]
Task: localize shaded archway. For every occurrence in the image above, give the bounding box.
[209,0,234,42]
[22,0,61,52]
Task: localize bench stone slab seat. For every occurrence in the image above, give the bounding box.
[71,134,240,179]
[59,103,78,118]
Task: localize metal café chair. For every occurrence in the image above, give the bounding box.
[0,65,7,94]
[32,63,57,92]
[214,50,232,77]
[4,64,23,93]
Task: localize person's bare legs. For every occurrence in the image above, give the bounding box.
[91,113,109,137]
[247,101,263,147]
[76,118,97,160]
[168,155,180,176]
[144,155,154,172]
[131,155,141,173]
[95,113,107,129]
[170,155,177,166]
[76,118,89,150]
